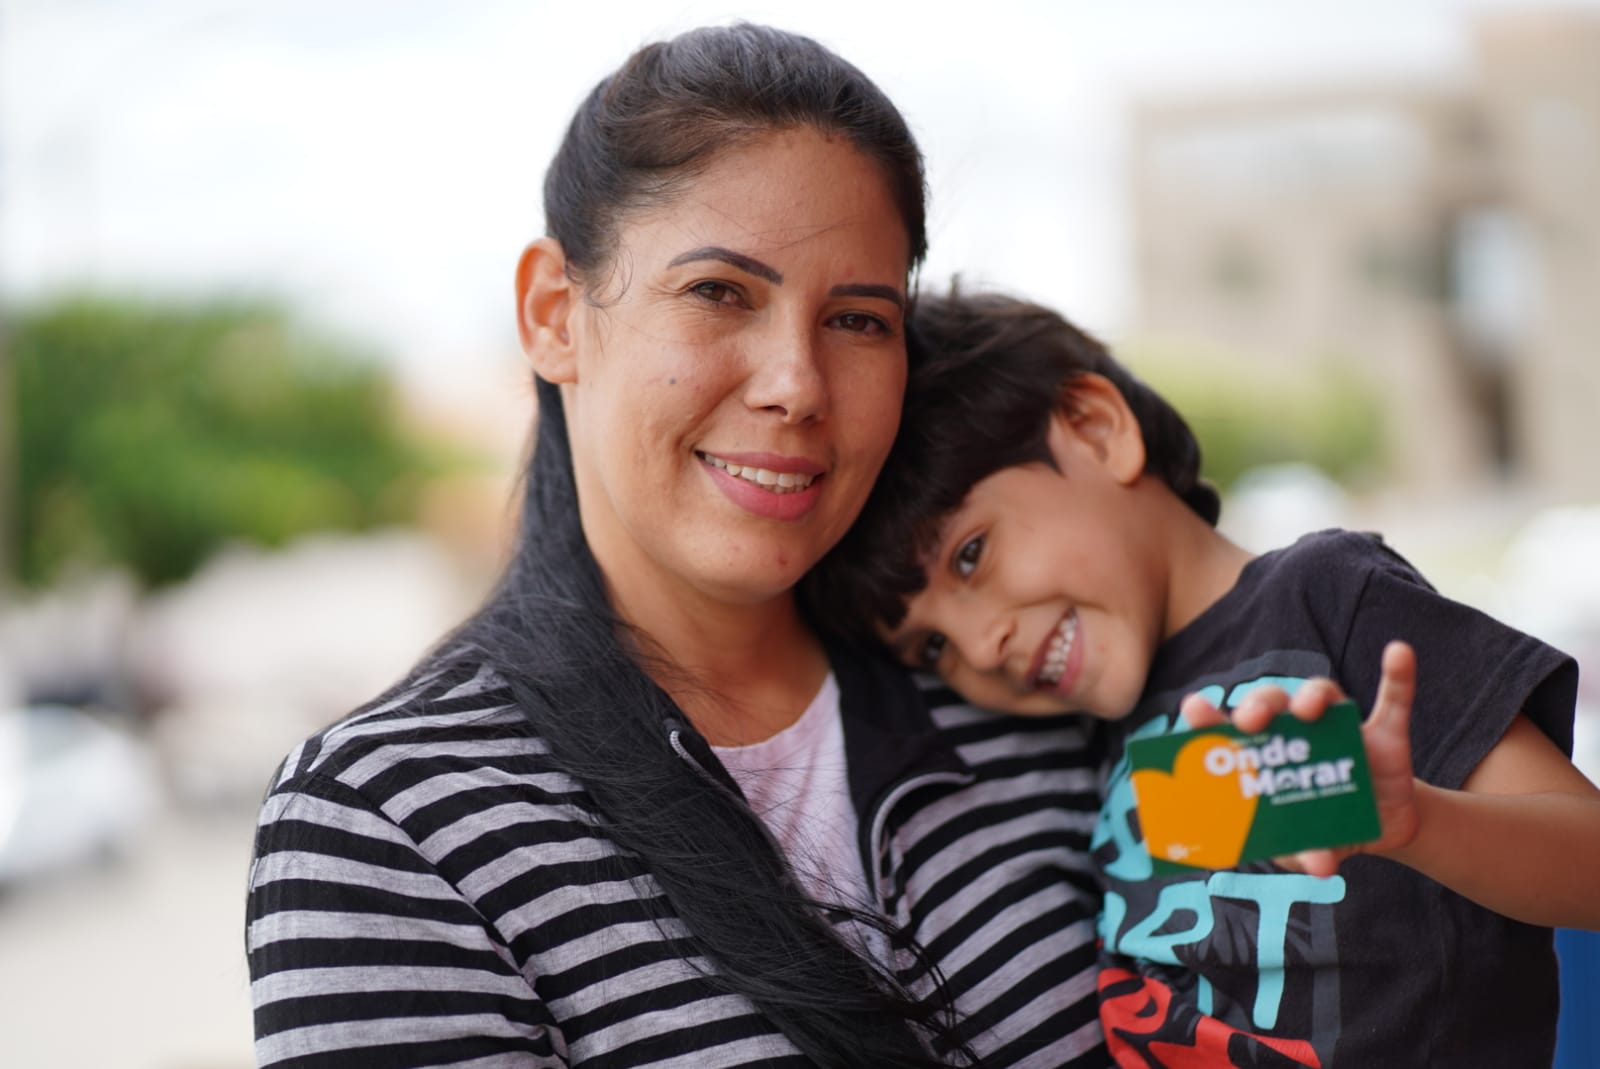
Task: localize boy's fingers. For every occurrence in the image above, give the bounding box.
[1231,685,1290,733]
[1287,848,1343,879]
[1289,677,1347,722]
[1369,640,1417,733]
[1179,691,1227,728]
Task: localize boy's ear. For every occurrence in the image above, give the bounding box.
[1048,373,1146,486]
[515,237,580,384]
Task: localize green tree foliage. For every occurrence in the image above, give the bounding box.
[8,295,445,588]
[1126,341,1388,492]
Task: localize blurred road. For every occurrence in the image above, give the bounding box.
[0,802,256,1069]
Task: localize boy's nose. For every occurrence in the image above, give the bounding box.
[955,608,1015,675]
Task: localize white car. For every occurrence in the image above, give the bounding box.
[0,705,159,887]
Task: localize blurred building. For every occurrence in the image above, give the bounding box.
[1131,8,1600,499]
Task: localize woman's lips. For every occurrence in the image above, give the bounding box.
[698,450,826,521]
[698,451,822,491]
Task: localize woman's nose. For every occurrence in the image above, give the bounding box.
[744,319,828,424]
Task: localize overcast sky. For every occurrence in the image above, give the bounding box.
[3,0,1582,396]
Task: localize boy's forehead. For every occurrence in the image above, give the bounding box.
[876,537,957,653]
[906,507,963,585]
[877,609,927,663]
[916,507,960,567]
[872,476,993,652]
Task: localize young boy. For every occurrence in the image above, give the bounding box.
[806,289,1599,1067]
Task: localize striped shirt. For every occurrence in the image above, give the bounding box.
[247,649,1107,1068]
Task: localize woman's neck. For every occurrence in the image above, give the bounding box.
[603,570,831,748]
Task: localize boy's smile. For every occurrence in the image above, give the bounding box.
[878,378,1251,721]
[1033,609,1083,692]
[881,402,1174,720]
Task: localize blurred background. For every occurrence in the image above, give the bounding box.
[3,1,1598,1066]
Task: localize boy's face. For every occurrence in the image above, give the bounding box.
[880,405,1170,720]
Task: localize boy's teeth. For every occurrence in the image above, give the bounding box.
[1037,613,1078,687]
[701,453,816,494]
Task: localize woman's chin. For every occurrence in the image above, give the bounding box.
[695,561,815,609]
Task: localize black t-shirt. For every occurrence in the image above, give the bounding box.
[1093,529,1577,1068]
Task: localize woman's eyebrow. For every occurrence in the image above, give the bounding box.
[668,246,782,284]
[665,249,904,310]
[832,280,908,308]
[831,282,904,310]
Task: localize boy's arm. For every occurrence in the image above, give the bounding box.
[1182,641,1600,930]
[1395,710,1600,929]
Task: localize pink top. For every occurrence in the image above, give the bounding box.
[711,673,875,915]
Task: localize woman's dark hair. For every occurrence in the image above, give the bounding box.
[545,22,927,288]
[805,286,1221,646]
[437,25,960,1068]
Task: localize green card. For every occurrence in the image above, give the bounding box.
[1126,701,1381,874]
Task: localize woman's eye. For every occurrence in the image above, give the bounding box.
[833,311,890,335]
[918,632,947,668]
[689,280,742,306]
[954,534,984,578]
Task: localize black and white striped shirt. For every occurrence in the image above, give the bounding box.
[247,650,1107,1068]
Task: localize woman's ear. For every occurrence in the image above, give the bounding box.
[1047,373,1147,486]
[515,238,579,384]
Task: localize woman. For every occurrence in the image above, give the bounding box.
[247,24,1104,1069]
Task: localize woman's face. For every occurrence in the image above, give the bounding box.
[551,128,912,614]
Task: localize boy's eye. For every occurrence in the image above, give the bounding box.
[953,534,985,578]
[918,632,947,669]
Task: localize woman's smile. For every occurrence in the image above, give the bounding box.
[698,449,828,522]
[697,450,824,494]
[555,126,911,610]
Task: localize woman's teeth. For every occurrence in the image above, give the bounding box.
[1037,612,1078,687]
[701,453,816,493]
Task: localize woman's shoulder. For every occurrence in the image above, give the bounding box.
[252,652,621,906]
[259,653,583,823]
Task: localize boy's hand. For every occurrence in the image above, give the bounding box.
[1177,641,1421,876]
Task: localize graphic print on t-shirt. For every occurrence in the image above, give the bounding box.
[1086,530,1574,1067]
[1094,657,1345,1068]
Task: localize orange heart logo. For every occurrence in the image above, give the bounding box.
[1130,732,1259,868]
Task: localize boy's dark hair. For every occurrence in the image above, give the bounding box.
[805,287,1220,645]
